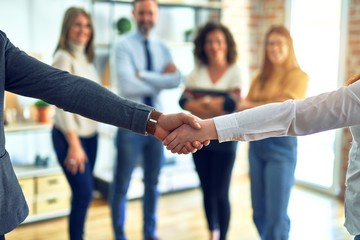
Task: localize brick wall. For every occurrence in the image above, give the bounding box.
[347,0,360,78]
[222,0,286,82]
[339,0,360,201]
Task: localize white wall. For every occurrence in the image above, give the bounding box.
[0,0,91,64]
[0,0,200,61]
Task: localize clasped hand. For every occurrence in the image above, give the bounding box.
[154,113,217,154]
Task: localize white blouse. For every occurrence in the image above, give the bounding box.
[185,64,242,91]
[213,79,360,235]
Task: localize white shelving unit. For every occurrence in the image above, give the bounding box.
[8,123,71,224]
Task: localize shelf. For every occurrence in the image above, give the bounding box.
[5,122,52,133]
[95,40,193,49]
[14,165,62,179]
[92,0,223,10]
[23,209,70,224]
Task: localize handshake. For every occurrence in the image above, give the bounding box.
[152,111,218,154]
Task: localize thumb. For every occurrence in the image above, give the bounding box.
[182,114,201,129]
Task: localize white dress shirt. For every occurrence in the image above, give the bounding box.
[345,124,360,235]
[213,79,360,235]
[214,80,360,142]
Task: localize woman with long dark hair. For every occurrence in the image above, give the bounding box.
[51,7,99,240]
[179,22,242,240]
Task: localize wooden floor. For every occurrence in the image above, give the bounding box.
[6,173,353,240]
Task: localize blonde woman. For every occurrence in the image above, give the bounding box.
[51,7,99,240]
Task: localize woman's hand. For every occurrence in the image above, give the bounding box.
[65,145,87,174]
[64,131,87,174]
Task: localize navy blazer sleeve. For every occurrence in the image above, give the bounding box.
[1,31,153,134]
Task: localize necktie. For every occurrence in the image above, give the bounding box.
[143,39,153,106]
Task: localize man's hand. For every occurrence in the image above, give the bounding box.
[153,112,210,154]
[163,118,218,154]
[162,63,177,73]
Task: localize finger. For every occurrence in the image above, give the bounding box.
[191,141,203,150]
[183,142,195,153]
[180,147,190,155]
[65,162,71,172]
[203,139,211,146]
[68,164,75,175]
[180,113,201,129]
[79,161,85,173]
[72,163,79,175]
[65,160,72,173]
[163,132,176,146]
[164,134,177,150]
[170,143,184,154]
[66,158,77,174]
[167,141,180,152]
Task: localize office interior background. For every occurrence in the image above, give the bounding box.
[0,0,359,239]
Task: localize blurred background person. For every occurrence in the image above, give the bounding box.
[110,0,181,240]
[238,25,309,240]
[179,21,242,240]
[51,7,99,240]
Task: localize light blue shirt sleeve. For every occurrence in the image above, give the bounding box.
[115,36,155,97]
[139,42,181,89]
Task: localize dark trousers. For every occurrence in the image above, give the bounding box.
[193,141,237,240]
[110,128,163,240]
[52,127,98,240]
[0,235,5,240]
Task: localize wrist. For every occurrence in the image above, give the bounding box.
[146,110,162,135]
[203,119,218,140]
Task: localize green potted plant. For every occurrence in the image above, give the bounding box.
[116,17,132,35]
[34,99,52,123]
[34,99,50,108]
[184,28,194,42]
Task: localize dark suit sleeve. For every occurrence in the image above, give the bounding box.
[1,31,152,134]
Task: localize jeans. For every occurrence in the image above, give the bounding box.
[249,136,297,240]
[193,141,237,240]
[355,235,360,240]
[110,128,163,240]
[52,127,98,240]
[0,235,4,240]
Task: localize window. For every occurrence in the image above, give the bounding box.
[288,0,346,193]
